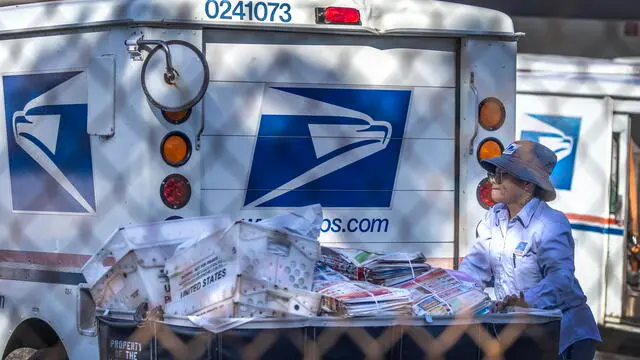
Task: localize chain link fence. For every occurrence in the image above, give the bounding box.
[95,311,560,360]
[1,1,639,360]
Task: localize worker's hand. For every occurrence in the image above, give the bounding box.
[495,291,528,312]
[489,301,500,313]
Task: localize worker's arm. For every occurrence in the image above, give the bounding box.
[523,217,586,311]
[458,211,494,289]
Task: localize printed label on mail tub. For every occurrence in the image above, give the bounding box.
[178,256,229,299]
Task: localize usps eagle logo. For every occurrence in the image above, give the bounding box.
[503,143,520,155]
[520,114,581,190]
[3,71,96,213]
[244,87,412,208]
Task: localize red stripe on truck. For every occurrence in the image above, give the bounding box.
[0,250,91,268]
[565,213,618,225]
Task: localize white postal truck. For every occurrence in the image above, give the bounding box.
[516,54,640,334]
[0,0,521,359]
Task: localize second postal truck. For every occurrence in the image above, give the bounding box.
[516,53,640,335]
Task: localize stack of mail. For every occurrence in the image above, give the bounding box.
[313,263,351,290]
[320,247,431,287]
[396,268,492,316]
[314,280,412,318]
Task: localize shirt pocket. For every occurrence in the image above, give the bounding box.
[514,246,541,291]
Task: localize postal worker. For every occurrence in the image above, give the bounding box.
[458,140,602,360]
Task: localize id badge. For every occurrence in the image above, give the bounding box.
[513,241,529,256]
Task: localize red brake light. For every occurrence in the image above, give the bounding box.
[316,7,361,25]
[160,174,191,209]
[476,178,496,210]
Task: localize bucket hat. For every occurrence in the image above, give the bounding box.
[480,140,558,201]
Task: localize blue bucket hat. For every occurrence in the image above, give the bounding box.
[480,140,558,201]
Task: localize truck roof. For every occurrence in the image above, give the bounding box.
[0,0,515,37]
[516,53,640,99]
[517,53,640,77]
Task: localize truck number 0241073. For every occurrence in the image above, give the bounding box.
[205,0,292,23]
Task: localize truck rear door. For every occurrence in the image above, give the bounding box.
[200,30,457,260]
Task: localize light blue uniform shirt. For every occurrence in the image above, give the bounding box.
[459,197,602,354]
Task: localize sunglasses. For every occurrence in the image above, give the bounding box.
[487,169,508,184]
[488,170,531,186]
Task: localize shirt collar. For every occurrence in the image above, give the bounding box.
[493,198,541,228]
[513,197,541,228]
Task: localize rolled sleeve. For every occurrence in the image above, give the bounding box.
[523,219,584,310]
[459,213,494,289]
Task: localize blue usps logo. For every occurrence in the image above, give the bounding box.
[3,71,96,213]
[244,87,412,208]
[503,142,520,155]
[520,114,581,191]
[514,241,528,256]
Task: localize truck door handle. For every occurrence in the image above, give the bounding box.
[468,72,479,156]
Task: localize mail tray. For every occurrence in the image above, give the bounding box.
[164,220,321,316]
[81,215,233,310]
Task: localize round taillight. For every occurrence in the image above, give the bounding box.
[477,138,504,163]
[162,108,192,125]
[476,178,496,210]
[161,132,191,167]
[478,97,505,131]
[160,174,191,209]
